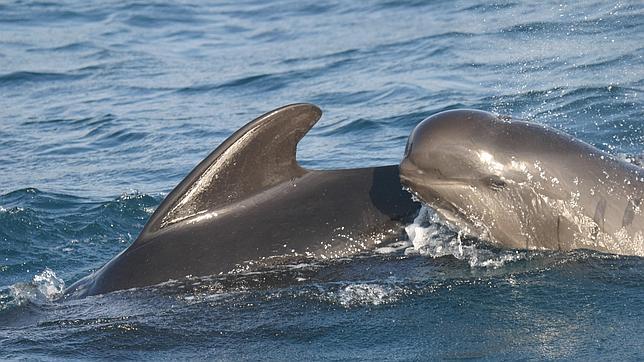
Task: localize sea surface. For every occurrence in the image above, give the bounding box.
[1,0,643,359]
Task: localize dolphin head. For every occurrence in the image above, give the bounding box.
[400,109,512,191]
[400,109,558,248]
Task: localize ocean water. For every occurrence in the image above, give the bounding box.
[1,0,643,359]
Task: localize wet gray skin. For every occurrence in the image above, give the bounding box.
[64,104,419,298]
[400,109,644,256]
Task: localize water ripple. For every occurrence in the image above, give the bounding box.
[0,71,86,86]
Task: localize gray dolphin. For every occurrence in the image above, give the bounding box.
[400,109,644,256]
[64,104,419,298]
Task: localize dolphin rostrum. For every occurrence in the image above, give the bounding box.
[400,109,644,256]
[64,104,420,298]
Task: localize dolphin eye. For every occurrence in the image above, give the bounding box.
[484,176,507,191]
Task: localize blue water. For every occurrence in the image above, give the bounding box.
[1,0,643,359]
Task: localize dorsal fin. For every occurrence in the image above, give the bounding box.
[138,103,322,241]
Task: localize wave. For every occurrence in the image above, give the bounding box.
[0,189,161,282]
[0,71,86,86]
[176,72,291,95]
[6,268,64,308]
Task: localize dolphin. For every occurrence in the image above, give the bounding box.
[64,104,420,298]
[400,109,644,256]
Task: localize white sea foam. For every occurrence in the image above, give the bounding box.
[9,268,65,305]
[374,240,412,254]
[403,206,527,268]
[324,283,404,307]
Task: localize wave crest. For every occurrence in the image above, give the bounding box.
[9,268,65,306]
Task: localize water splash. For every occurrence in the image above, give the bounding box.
[404,206,527,268]
[318,282,408,307]
[9,268,65,305]
[338,284,397,306]
[618,152,644,167]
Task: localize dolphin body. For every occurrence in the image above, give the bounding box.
[65,104,419,298]
[400,109,644,256]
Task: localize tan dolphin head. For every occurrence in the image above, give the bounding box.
[400,109,644,255]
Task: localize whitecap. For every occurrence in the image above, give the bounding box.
[9,268,65,305]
